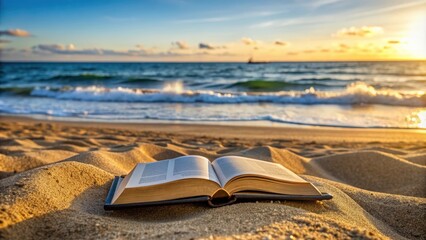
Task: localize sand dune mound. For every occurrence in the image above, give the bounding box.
[0,150,77,176]
[315,176,426,239]
[0,138,42,149]
[63,145,151,175]
[137,143,191,160]
[45,144,89,153]
[0,161,113,233]
[1,202,389,239]
[312,150,426,197]
[405,153,426,166]
[0,154,46,175]
[235,146,276,160]
[61,143,204,175]
[161,143,217,159]
[233,146,310,174]
[365,147,407,155]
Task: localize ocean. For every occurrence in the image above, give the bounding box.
[1,61,425,128]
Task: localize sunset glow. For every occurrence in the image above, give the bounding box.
[1,0,425,62]
[402,15,426,59]
[416,111,426,128]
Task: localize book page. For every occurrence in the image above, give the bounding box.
[212,156,307,186]
[126,155,220,188]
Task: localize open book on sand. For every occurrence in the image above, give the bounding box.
[104,156,332,209]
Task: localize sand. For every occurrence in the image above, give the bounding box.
[0,116,425,239]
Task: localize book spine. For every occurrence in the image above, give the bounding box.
[104,176,121,210]
[207,195,237,207]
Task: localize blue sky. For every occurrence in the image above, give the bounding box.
[1,0,425,61]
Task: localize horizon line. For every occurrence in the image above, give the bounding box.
[1,59,425,64]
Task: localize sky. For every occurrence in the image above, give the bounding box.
[1,0,426,62]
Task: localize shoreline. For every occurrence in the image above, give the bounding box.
[1,114,425,142]
[3,113,426,130]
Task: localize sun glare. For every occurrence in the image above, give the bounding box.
[402,14,426,59]
[406,110,426,128]
[417,111,426,128]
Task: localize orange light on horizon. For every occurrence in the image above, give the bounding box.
[417,111,426,128]
[406,110,426,128]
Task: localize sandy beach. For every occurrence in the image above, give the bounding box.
[0,116,424,239]
[2,0,426,238]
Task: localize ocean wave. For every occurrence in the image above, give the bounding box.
[28,82,426,107]
[79,67,98,71]
[278,70,317,74]
[226,80,330,91]
[119,78,163,84]
[47,73,113,81]
[0,87,34,95]
[328,71,426,77]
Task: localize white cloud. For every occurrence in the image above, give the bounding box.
[171,41,190,49]
[176,11,284,24]
[0,29,31,37]
[333,26,384,37]
[241,37,258,46]
[33,44,150,56]
[311,0,344,8]
[28,43,236,58]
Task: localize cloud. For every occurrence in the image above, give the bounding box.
[34,44,88,54]
[334,26,384,37]
[198,43,226,50]
[32,44,148,56]
[241,37,257,46]
[251,15,327,29]
[287,51,298,55]
[135,44,159,54]
[0,29,31,37]
[324,42,396,54]
[352,1,426,20]
[274,40,288,46]
[251,1,426,29]
[178,16,233,23]
[387,40,400,44]
[199,43,215,50]
[176,11,284,24]
[171,41,189,50]
[28,43,236,58]
[311,0,344,8]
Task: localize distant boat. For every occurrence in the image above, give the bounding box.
[247,57,269,64]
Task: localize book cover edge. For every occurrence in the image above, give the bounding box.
[104,176,333,210]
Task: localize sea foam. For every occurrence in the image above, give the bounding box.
[29,82,426,107]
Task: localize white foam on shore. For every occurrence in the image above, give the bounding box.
[29,82,426,107]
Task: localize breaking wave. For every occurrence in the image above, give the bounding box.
[28,82,426,107]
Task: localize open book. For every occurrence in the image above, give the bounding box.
[104,156,332,209]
